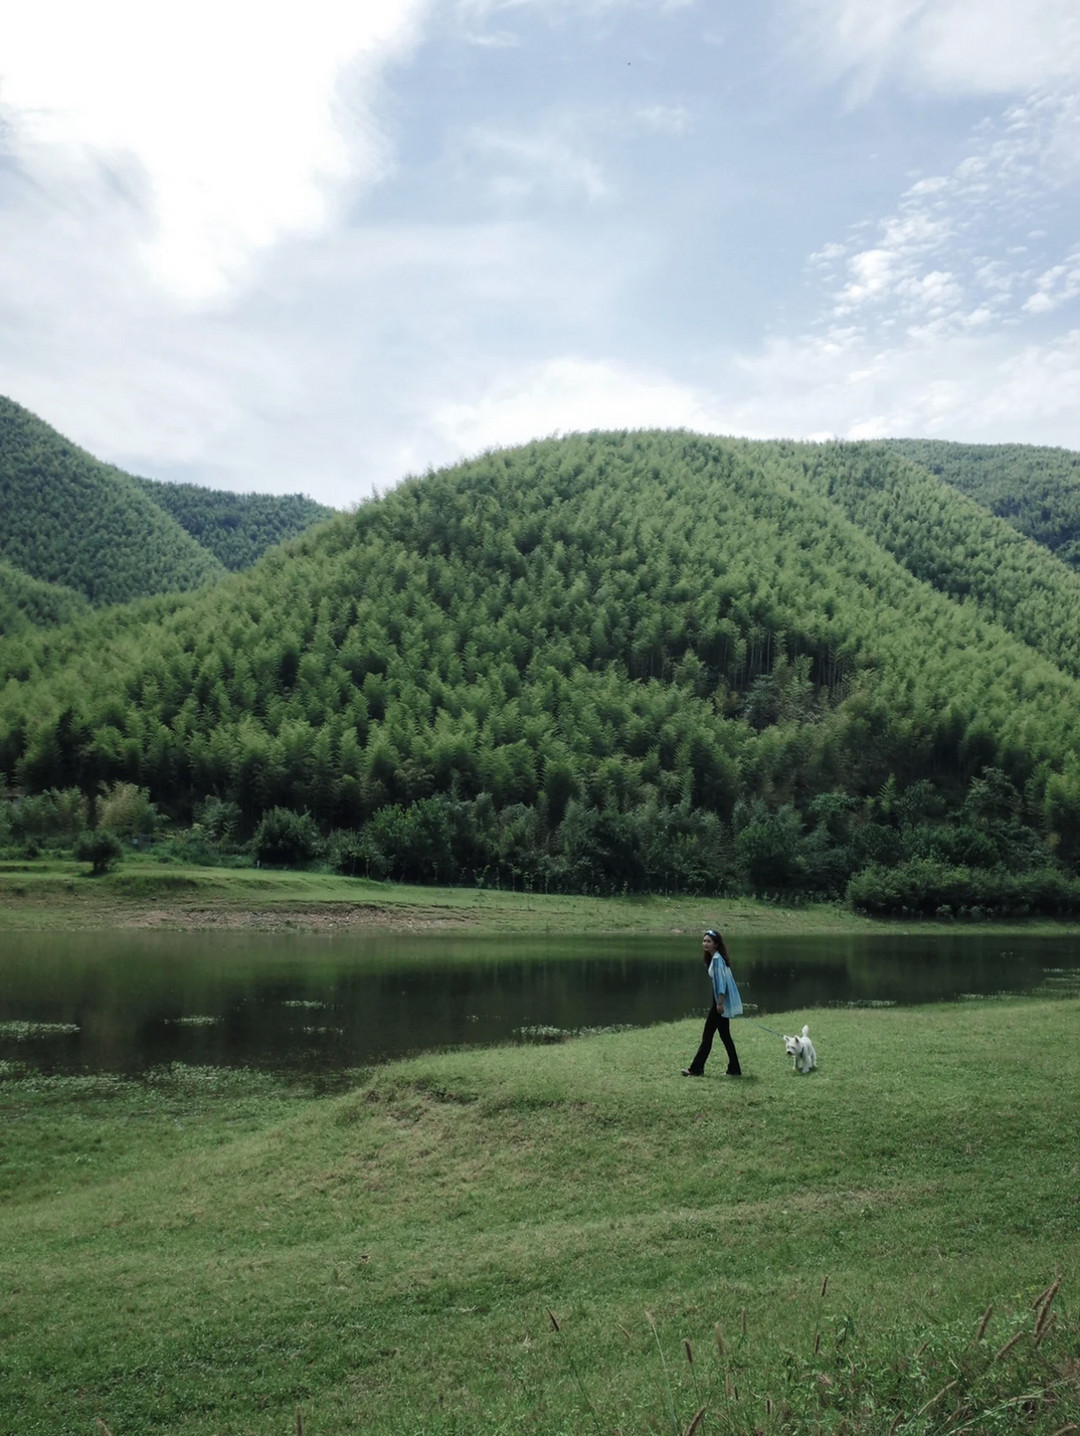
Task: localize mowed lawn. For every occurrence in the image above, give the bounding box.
[1,999,1077,1435]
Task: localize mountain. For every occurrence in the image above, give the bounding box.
[0,397,336,610]
[131,476,335,572]
[5,430,1080,901]
[804,441,1080,681]
[0,396,224,604]
[884,438,1080,572]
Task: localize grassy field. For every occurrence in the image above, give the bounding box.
[0,855,884,935]
[1,998,1077,1435]
[4,855,1080,939]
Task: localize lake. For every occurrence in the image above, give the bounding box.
[1,928,1078,1080]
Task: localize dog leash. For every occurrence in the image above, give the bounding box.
[752,1021,786,1038]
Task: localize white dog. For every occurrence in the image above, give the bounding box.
[783,1024,817,1074]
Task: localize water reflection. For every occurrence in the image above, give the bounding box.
[0,928,1077,1077]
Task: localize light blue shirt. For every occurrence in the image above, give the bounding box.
[709,953,743,1018]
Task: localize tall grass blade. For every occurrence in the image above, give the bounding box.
[546,1309,603,1436]
[682,1405,706,1436]
[994,1331,1025,1362]
[914,1379,957,1417]
[646,1311,680,1436]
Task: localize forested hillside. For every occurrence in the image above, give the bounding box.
[0,560,90,637]
[5,430,1080,910]
[0,397,224,604]
[0,397,334,607]
[803,443,1080,679]
[132,477,335,571]
[885,438,1080,572]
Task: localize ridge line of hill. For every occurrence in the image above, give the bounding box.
[0,395,336,611]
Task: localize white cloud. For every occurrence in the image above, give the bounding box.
[822,90,1080,340]
[433,357,724,455]
[455,96,697,210]
[789,0,1080,96]
[455,0,689,17]
[1,0,1078,511]
[0,0,429,300]
[458,124,613,206]
[637,103,693,134]
[425,311,1069,473]
[750,71,1080,450]
[427,326,1080,461]
[838,248,897,306]
[718,325,1080,448]
[808,241,847,266]
[896,269,962,315]
[461,28,521,47]
[1023,249,1080,313]
[0,175,650,503]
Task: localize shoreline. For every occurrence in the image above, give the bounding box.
[4,855,1080,936]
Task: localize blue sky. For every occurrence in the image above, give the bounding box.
[1,0,1078,506]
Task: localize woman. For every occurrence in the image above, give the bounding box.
[682,928,743,1077]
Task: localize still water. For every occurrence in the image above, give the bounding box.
[1,929,1078,1079]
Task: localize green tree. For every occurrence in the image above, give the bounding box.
[252,808,321,867]
[74,829,123,876]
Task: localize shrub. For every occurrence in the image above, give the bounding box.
[193,796,241,843]
[153,829,242,866]
[847,859,1080,918]
[327,828,381,878]
[74,829,124,876]
[252,808,321,868]
[555,800,646,894]
[3,788,87,849]
[98,782,159,841]
[734,801,806,891]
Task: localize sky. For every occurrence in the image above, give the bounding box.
[1,0,1079,508]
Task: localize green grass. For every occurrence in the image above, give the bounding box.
[5,855,1080,938]
[1,1000,1077,1434]
[0,855,880,935]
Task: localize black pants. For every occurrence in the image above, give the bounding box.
[688,1006,741,1076]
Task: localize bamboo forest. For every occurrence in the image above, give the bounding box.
[6,406,1080,916]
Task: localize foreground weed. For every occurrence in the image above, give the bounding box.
[547,1309,604,1436]
[539,1281,1077,1436]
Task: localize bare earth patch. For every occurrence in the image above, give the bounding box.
[116,903,475,932]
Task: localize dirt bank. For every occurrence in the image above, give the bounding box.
[117,902,473,932]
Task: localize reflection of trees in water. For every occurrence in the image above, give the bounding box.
[0,933,1076,1078]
